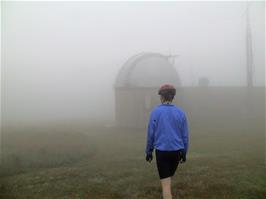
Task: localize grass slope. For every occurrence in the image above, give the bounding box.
[0,123,265,199]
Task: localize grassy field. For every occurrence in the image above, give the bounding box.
[0,121,265,199]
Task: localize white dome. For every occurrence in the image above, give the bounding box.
[115,52,181,88]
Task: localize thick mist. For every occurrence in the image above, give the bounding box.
[1,1,265,127]
[0,2,265,199]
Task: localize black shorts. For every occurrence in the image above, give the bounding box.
[155,149,182,179]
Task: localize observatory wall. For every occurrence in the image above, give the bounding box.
[115,87,264,129]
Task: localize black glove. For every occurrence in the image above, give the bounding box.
[146,153,153,162]
[180,149,186,163]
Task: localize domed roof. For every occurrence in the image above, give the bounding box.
[115,52,181,88]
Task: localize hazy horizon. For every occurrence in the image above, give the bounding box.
[1,1,265,126]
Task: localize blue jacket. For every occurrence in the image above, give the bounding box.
[145,104,189,155]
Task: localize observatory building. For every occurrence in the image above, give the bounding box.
[114,52,182,128]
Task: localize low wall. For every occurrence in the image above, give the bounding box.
[115,87,265,129]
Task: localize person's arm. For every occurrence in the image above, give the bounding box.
[145,112,156,155]
[182,113,189,154]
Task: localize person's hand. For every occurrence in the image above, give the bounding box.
[146,153,153,162]
[180,149,186,163]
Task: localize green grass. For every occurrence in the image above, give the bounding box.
[0,122,265,199]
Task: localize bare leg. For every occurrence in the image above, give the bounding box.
[160,177,172,199]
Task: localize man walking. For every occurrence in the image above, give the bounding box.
[145,84,189,199]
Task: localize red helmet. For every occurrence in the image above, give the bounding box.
[158,84,176,96]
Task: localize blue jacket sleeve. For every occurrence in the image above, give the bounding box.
[182,113,189,153]
[145,112,156,155]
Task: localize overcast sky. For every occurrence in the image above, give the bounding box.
[1,1,265,124]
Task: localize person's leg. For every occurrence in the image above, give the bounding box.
[160,177,172,199]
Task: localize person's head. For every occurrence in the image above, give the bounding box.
[158,84,176,103]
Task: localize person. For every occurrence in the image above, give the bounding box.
[145,84,189,199]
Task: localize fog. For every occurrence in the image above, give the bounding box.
[0,2,265,198]
[1,1,265,126]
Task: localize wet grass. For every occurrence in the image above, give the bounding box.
[0,122,265,199]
